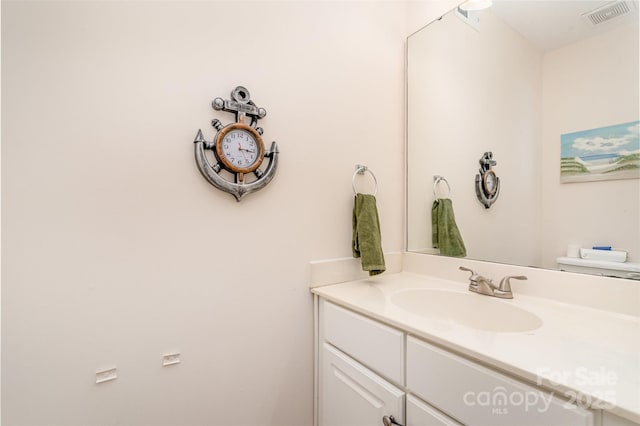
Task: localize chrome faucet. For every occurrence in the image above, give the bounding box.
[459,266,527,299]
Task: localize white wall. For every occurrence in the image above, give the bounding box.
[541,22,640,268]
[407,8,542,266]
[1,1,420,424]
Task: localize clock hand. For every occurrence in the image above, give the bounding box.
[238,142,249,161]
[236,143,255,154]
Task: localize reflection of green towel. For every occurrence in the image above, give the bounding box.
[352,193,386,276]
[432,198,467,258]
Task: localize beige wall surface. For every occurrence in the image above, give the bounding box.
[1,1,448,425]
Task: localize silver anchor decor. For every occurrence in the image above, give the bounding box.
[193,86,279,201]
[475,151,500,208]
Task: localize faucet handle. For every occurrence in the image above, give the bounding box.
[459,266,479,282]
[498,275,528,293]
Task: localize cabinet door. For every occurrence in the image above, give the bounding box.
[407,394,463,426]
[320,342,404,426]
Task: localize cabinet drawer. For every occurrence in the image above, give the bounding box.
[406,336,594,426]
[321,300,404,385]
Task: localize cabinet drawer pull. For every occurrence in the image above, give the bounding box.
[382,415,403,426]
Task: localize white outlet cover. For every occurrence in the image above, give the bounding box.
[162,353,180,366]
[95,367,117,384]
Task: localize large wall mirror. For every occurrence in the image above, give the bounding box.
[407,1,639,277]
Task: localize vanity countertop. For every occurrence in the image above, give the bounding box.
[311,272,640,423]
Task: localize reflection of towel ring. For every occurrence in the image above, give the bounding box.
[433,175,451,198]
[352,164,378,195]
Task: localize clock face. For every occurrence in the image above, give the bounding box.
[483,170,497,196]
[222,129,259,168]
[215,124,264,174]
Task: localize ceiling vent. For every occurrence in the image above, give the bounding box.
[582,1,632,25]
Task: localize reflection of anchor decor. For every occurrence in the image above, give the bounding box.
[193,86,279,201]
[475,151,500,209]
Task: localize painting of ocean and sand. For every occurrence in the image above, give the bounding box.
[560,120,640,183]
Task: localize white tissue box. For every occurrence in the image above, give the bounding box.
[579,248,628,263]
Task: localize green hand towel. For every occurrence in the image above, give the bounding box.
[432,198,467,258]
[352,193,386,276]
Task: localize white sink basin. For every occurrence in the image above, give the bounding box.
[390,289,543,333]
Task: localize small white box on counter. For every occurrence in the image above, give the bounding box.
[579,248,628,263]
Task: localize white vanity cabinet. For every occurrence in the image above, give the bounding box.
[316,298,595,426]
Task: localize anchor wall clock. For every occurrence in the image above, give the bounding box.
[193,86,279,201]
[475,151,500,208]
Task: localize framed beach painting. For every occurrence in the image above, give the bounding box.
[560,120,640,183]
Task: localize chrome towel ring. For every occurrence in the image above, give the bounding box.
[352,164,378,196]
[433,175,451,198]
